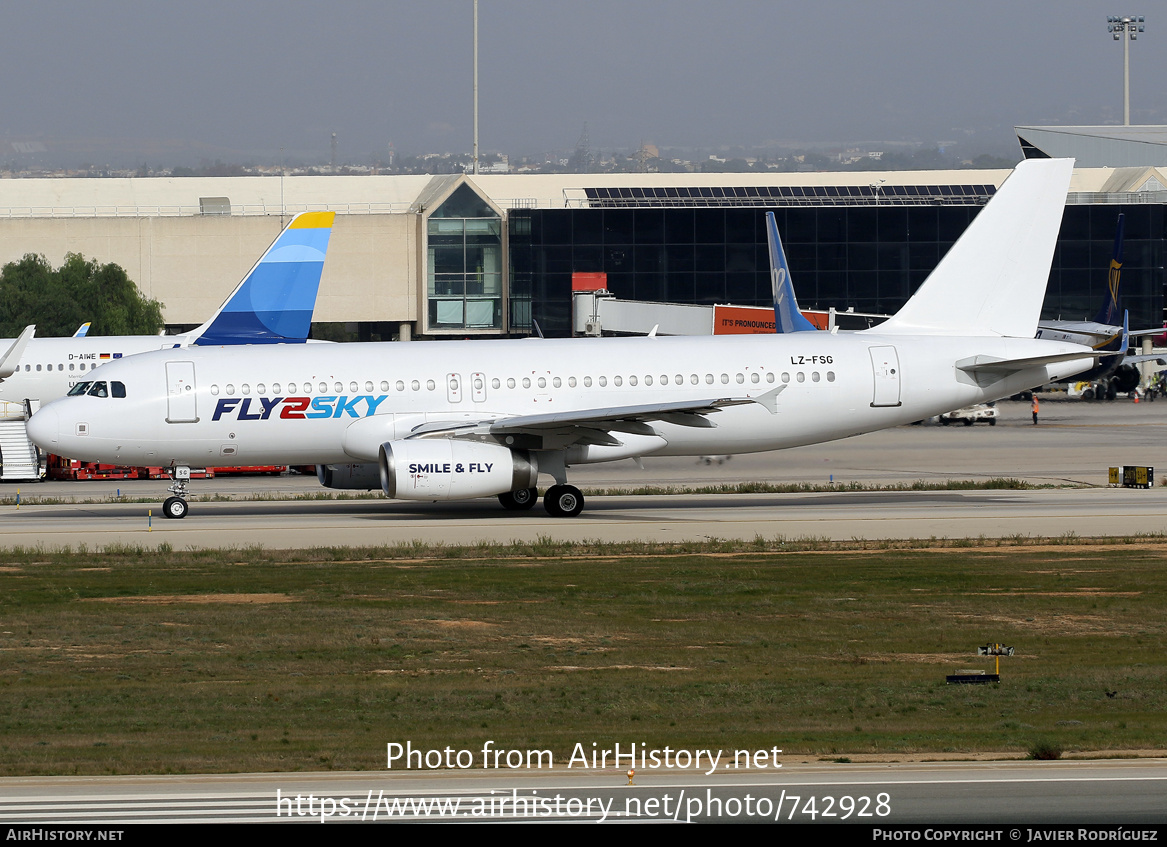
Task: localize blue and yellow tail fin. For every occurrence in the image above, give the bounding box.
[192,211,335,345]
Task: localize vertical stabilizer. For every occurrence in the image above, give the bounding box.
[191,211,335,345]
[1093,214,1125,327]
[876,159,1073,338]
[766,212,816,333]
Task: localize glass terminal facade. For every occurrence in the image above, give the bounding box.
[509,203,1166,338]
[426,184,504,332]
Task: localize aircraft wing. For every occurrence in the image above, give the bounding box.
[408,392,784,450]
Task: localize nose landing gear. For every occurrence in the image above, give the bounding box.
[162,466,191,519]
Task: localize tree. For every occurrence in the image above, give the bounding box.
[0,253,164,337]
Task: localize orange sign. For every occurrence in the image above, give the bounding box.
[713,305,828,334]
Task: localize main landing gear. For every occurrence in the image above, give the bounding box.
[497,484,585,517]
[162,466,191,519]
[498,487,538,510]
[543,484,584,518]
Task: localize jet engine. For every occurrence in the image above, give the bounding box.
[317,463,382,490]
[379,440,538,501]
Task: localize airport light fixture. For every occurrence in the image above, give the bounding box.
[1106,15,1145,126]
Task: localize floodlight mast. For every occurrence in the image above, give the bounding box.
[1107,15,1146,126]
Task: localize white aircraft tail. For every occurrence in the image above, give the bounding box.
[877,159,1073,338]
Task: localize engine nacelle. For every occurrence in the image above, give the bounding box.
[317,463,382,490]
[379,440,538,501]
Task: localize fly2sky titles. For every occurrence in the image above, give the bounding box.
[212,394,388,421]
[29,160,1111,520]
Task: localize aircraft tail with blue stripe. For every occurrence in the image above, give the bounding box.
[191,211,335,345]
[766,212,817,333]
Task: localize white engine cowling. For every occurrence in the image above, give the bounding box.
[317,463,382,490]
[379,440,538,501]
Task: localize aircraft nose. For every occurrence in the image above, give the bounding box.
[26,404,59,449]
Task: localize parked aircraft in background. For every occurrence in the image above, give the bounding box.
[0,212,333,480]
[30,161,1106,519]
[0,211,335,406]
[1035,214,1163,398]
[766,211,817,334]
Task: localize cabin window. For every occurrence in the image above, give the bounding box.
[80,363,86,371]
[643,376,651,386]
[396,381,404,391]
[628,376,637,386]
[507,378,516,389]
[69,364,75,371]
[226,384,235,395]
[411,380,420,391]
[736,373,744,384]
[366,382,374,392]
[720,374,729,384]
[380,381,389,392]
[537,377,546,388]
[210,385,220,395]
[812,372,821,382]
[426,380,435,391]
[273,383,281,393]
[583,377,592,387]
[567,377,576,388]
[796,372,805,383]
[782,373,790,383]
[242,384,250,395]
[766,372,775,383]
[36,365,41,372]
[827,371,836,382]
[598,376,607,387]
[287,383,297,393]
[750,373,760,384]
[690,375,699,385]
[613,376,622,387]
[553,377,562,388]
[660,375,669,385]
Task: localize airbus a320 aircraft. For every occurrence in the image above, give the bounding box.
[29,160,1104,519]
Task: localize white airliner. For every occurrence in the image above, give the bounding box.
[29,160,1103,519]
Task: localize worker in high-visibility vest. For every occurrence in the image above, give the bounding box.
[1031,395,1040,425]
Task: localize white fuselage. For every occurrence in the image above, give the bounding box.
[29,332,1094,470]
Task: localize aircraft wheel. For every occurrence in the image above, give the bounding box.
[163,497,188,520]
[544,484,584,518]
[940,419,950,426]
[963,418,974,427]
[989,418,997,426]
[499,487,538,510]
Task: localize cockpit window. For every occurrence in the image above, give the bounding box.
[111,381,126,398]
[67,382,92,396]
[87,381,109,398]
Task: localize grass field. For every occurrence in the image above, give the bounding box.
[1,537,1163,775]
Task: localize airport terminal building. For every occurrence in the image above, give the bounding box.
[0,165,1164,339]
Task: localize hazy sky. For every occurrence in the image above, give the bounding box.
[0,1,1162,165]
